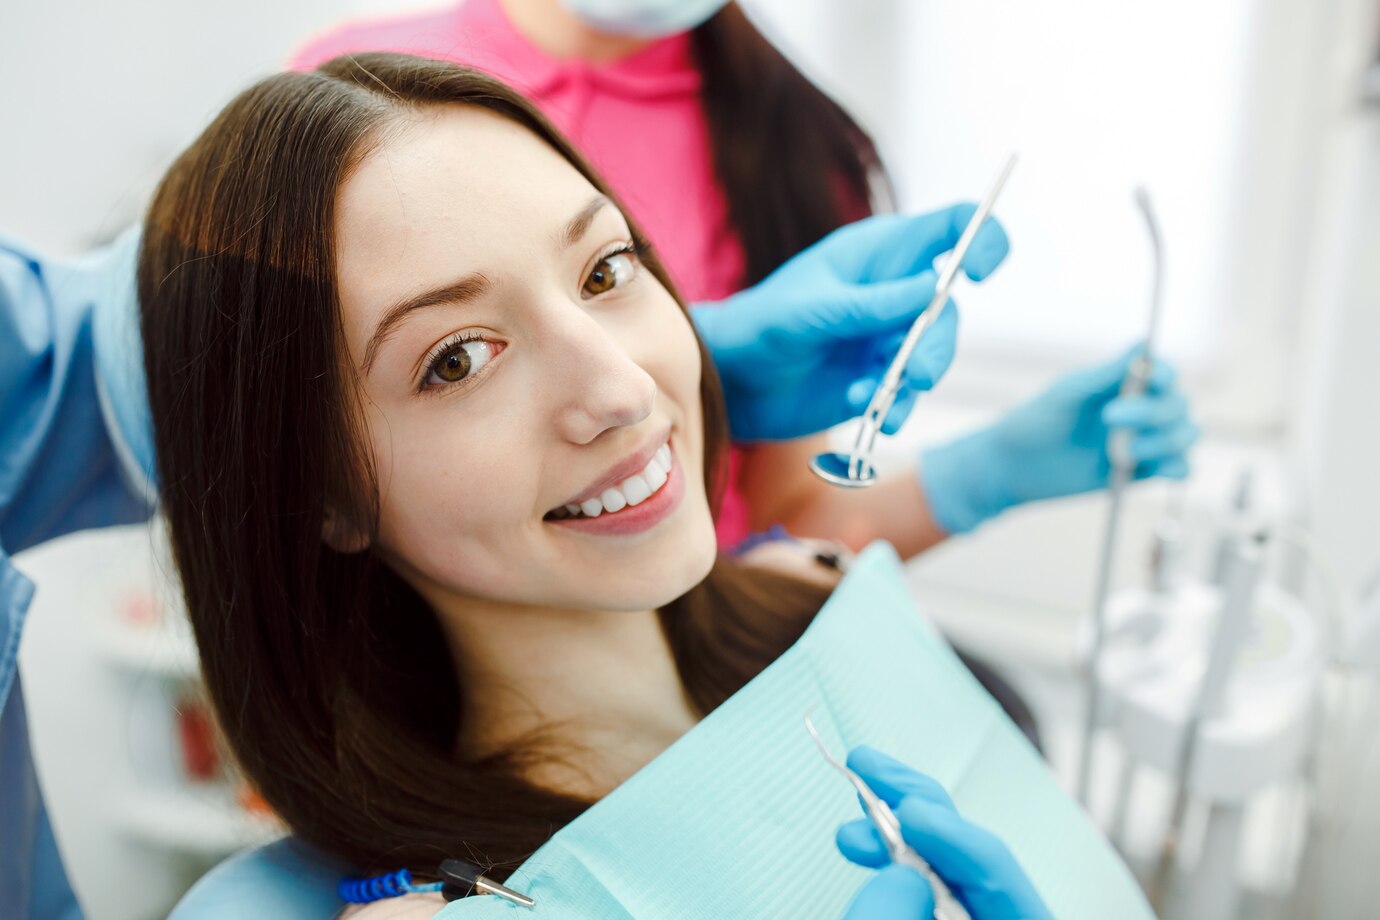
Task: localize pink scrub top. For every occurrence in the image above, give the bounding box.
[291,0,754,545]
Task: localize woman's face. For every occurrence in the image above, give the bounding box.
[333,107,716,614]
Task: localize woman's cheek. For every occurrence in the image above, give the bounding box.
[650,299,703,397]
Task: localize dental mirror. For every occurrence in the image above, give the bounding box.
[808,451,878,488]
[810,154,1017,489]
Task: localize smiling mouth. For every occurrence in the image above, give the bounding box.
[544,443,673,521]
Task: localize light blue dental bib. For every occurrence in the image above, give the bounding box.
[440,543,1152,919]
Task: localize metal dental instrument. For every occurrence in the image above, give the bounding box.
[804,713,969,920]
[439,858,536,909]
[810,155,1018,489]
[1075,187,1166,807]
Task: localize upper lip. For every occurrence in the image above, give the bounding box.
[559,427,672,509]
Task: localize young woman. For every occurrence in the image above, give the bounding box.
[291,0,1197,557]
[140,53,1051,918]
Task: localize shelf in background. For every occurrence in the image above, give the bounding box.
[113,785,282,856]
[91,617,199,679]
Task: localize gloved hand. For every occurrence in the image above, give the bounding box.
[918,346,1198,534]
[836,747,1052,920]
[693,205,1009,442]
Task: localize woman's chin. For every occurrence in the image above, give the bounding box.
[576,527,718,612]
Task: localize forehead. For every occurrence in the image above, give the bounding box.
[334,105,600,317]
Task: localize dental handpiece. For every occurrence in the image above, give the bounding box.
[1076,188,1165,806]
[1108,354,1154,470]
[1111,186,1165,473]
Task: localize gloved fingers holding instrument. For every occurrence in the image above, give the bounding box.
[842,864,938,919]
[918,343,1198,535]
[836,747,1053,920]
[695,203,1010,442]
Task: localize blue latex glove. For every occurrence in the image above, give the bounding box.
[693,204,1009,442]
[919,346,1198,534]
[837,747,1052,920]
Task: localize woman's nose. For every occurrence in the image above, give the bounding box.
[546,311,658,445]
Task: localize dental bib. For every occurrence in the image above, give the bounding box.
[439,543,1152,919]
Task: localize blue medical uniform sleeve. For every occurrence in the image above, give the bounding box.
[0,230,153,919]
[1,677,82,920]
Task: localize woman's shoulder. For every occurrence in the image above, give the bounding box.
[736,533,851,589]
[339,892,447,919]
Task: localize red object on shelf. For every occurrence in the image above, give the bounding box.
[237,785,275,818]
[119,591,160,627]
[177,697,219,781]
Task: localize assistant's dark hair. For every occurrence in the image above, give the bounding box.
[139,53,831,879]
[693,5,888,287]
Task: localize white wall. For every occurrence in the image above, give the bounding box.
[1287,0,1380,912]
[0,0,432,255]
[747,0,1290,432]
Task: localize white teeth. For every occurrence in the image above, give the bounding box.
[599,487,627,514]
[642,457,667,492]
[558,441,674,519]
[620,474,652,506]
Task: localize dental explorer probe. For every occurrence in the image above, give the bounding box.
[1075,188,1166,807]
[810,155,1018,488]
[804,713,969,920]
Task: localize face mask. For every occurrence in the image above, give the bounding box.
[557,0,731,38]
[430,544,1155,919]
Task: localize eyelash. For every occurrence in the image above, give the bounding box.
[607,239,644,259]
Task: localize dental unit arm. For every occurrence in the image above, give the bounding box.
[1077,188,1166,806]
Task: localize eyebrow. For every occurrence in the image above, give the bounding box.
[360,195,615,375]
[558,195,612,250]
[361,273,492,374]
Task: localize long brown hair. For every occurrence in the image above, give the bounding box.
[692,5,888,287]
[139,53,831,878]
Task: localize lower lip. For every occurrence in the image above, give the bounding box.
[547,454,685,537]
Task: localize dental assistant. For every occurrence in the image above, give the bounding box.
[290,0,1198,555]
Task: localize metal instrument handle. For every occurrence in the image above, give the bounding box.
[845,155,1018,481]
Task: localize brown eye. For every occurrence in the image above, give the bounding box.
[582,251,636,299]
[423,339,494,389]
[436,346,470,382]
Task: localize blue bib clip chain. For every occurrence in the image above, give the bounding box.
[340,858,536,909]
